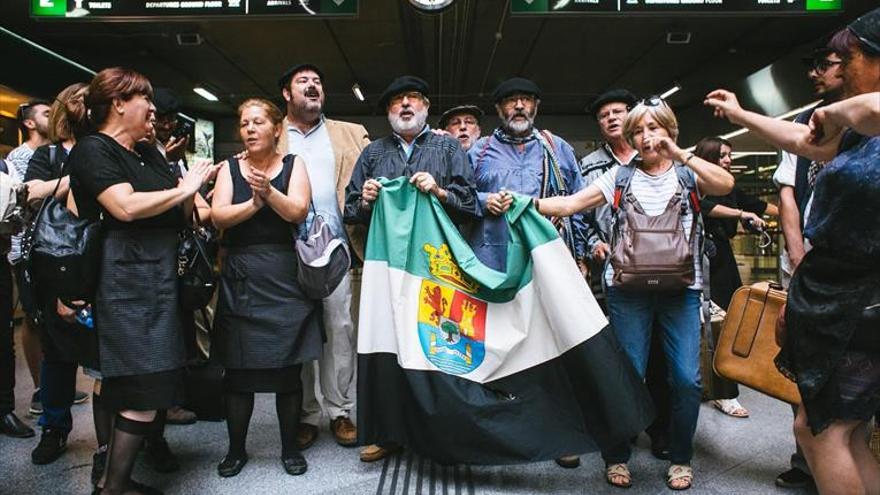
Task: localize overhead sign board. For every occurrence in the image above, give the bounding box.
[31,0,357,19]
[511,0,843,15]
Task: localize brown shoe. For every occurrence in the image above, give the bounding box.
[359,444,398,462]
[296,423,319,450]
[330,416,357,447]
[165,406,197,425]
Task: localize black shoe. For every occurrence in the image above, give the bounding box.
[29,389,43,416]
[144,436,181,473]
[218,454,248,478]
[775,468,813,488]
[91,449,107,487]
[0,412,35,438]
[31,428,68,465]
[650,435,671,460]
[128,479,165,495]
[554,455,581,469]
[282,452,308,476]
[73,390,89,405]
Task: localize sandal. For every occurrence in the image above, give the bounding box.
[605,463,632,489]
[713,399,749,418]
[667,464,693,491]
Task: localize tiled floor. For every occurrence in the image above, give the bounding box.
[1,327,819,495]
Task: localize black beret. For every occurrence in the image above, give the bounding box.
[378,75,430,110]
[438,105,484,129]
[152,88,179,117]
[589,89,637,118]
[278,63,325,90]
[849,7,880,55]
[492,77,541,104]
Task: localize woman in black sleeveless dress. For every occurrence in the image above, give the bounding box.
[211,98,320,477]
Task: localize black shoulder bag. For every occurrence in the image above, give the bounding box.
[178,208,218,311]
[23,145,101,303]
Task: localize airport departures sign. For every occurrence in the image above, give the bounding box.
[31,0,357,19]
[511,0,843,15]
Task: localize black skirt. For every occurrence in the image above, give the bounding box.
[94,229,186,411]
[100,368,185,412]
[214,244,322,370]
[776,248,880,433]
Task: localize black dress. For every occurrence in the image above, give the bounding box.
[701,188,768,310]
[69,133,187,411]
[214,156,321,393]
[776,134,880,434]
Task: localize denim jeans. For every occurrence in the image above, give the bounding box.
[602,287,703,465]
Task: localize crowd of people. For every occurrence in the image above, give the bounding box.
[0,7,878,494]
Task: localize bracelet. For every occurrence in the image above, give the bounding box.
[533,197,540,211]
[683,152,695,165]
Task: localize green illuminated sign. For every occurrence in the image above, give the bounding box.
[31,0,67,17]
[807,0,842,11]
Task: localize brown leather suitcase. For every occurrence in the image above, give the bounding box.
[713,282,801,405]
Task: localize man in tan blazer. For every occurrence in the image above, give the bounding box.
[278,63,370,450]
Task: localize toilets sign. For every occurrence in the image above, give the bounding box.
[31,0,358,19]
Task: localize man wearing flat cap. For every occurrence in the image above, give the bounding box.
[277,63,371,451]
[344,75,479,462]
[439,105,483,152]
[579,89,638,307]
[466,77,587,275]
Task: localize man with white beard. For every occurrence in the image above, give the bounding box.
[344,75,479,463]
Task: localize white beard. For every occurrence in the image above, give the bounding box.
[389,108,428,135]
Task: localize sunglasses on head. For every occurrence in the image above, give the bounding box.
[638,95,664,107]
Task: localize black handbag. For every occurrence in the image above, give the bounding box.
[178,209,217,311]
[22,145,101,303]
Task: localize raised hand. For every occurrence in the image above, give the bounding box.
[704,89,744,122]
[246,167,271,197]
[644,136,682,161]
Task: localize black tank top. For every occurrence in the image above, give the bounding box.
[223,155,296,247]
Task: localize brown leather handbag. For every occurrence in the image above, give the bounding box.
[713,282,801,404]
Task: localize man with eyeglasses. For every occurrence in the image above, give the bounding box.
[579,89,638,309]
[771,45,844,490]
[467,77,586,275]
[439,105,483,152]
[344,75,479,463]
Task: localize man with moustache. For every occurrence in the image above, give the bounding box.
[438,105,483,152]
[771,45,844,490]
[276,63,371,450]
[344,75,479,462]
[467,78,586,276]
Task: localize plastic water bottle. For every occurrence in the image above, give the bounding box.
[75,305,94,329]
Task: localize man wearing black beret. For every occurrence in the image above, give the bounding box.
[276,63,371,453]
[344,76,479,463]
[579,89,638,307]
[438,105,483,152]
[467,77,587,273]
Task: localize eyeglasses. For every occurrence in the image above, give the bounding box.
[500,94,536,107]
[812,59,843,74]
[389,91,425,106]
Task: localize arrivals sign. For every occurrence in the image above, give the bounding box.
[31,0,357,19]
[511,0,843,15]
